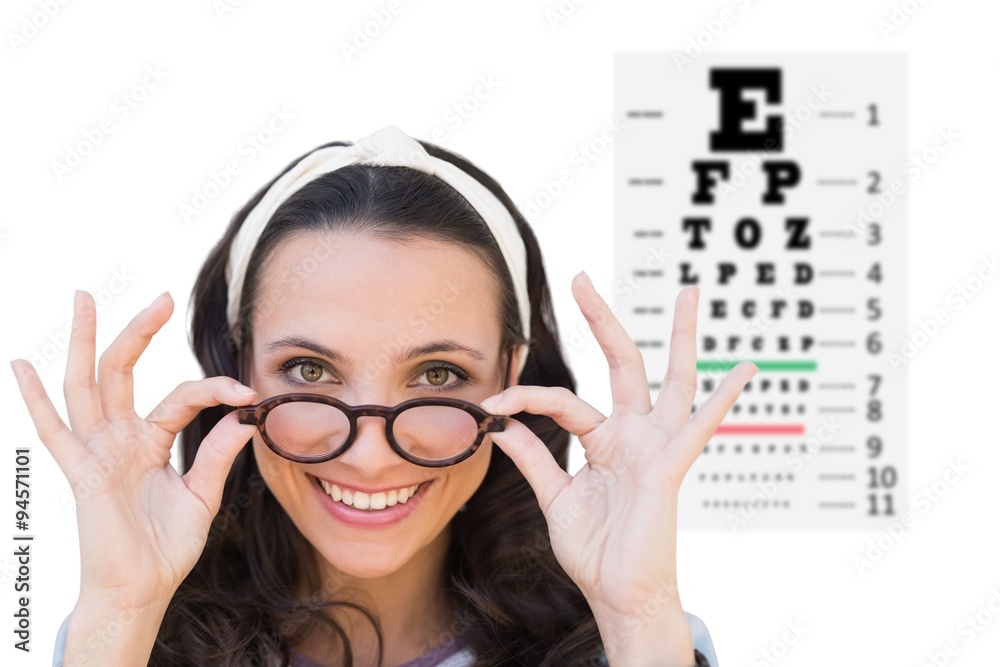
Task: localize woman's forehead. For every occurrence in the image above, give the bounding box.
[250,231,503,359]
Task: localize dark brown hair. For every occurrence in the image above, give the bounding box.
[155,139,604,666]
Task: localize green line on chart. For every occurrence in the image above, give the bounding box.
[696,360,818,372]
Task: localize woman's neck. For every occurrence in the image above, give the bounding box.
[295,525,459,667]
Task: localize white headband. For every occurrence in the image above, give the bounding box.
[225,124,531,377]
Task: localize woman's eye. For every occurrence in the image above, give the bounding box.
[424,367,451,386]
[291,361,329,383]
[416,365,469,389]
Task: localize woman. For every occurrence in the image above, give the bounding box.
[13,126,754,666]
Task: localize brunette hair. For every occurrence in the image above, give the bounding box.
[155,139,604,666]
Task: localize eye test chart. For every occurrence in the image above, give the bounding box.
[614,53,908,529]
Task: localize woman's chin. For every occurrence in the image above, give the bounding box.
[313,541,419,580]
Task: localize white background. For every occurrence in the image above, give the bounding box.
[1,1,998,665]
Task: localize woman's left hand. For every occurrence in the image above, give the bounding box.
[479,271,756,664]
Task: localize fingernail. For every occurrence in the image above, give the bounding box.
[74,290,84,308]
[480,394,503,409]
[233,382,256,396]
[579,271,592,286]
[147,292,168,309]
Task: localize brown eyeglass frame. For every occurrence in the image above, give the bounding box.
[236,349,513,468]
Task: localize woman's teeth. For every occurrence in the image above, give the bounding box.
[319,479,420,511]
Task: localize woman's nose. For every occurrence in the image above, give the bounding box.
[335,414,404,471]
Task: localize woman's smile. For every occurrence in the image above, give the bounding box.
[309,473,436,528]
[315,474,429,506]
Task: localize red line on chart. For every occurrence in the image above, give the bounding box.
[713,424,806,435]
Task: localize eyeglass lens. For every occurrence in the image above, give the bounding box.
[261,402,481,461]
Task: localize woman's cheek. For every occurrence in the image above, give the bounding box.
[252,438,299,506]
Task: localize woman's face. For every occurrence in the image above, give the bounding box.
[245,230,518,579]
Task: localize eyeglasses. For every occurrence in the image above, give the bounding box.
[237,350,513,468]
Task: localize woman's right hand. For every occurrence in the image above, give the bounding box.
[11,290,259,612]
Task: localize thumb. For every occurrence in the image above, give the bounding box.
[489,418,571,513]
[181,411,257,515]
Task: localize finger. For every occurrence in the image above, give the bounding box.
[181,411,258,515]
[97,292,173,420]
[674,361,758,469]
[64,291,104,435]
[571,271,652,415]
[480,385,605,438]
[651,286,699,429]
[11,359,89,477]
[145,377,257,436]
[488,417,572,512]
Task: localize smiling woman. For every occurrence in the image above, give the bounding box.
[244,233,512,582]
[13,125,750,666]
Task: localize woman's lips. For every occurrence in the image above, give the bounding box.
[310,474,432,528]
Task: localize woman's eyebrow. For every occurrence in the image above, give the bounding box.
[407,340,487,362]
[265,337,346,363]
[263,337,487,365]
